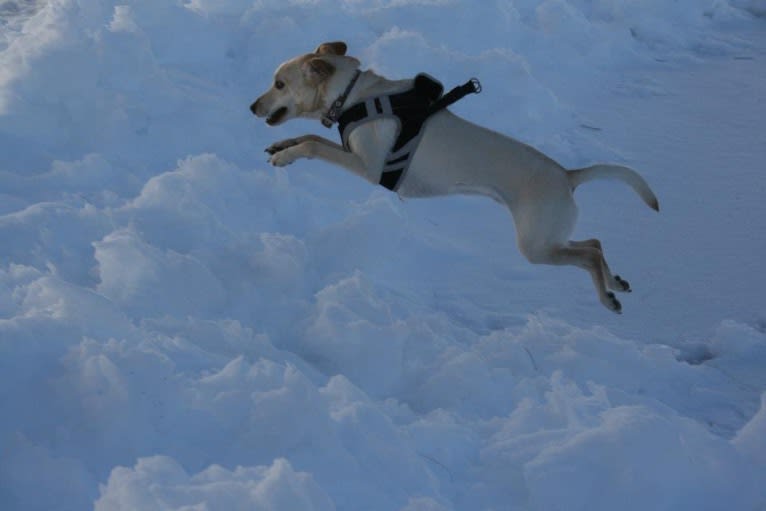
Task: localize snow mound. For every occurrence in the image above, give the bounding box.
[95,457,334,511]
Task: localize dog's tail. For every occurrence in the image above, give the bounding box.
[567,164,659,212]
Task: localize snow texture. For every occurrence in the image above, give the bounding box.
[1,1,765,510]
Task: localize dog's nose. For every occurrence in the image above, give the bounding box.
[250,98,268,116]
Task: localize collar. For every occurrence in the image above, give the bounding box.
[321,69,361,128]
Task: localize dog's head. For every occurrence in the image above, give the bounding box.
[250,41,360,125]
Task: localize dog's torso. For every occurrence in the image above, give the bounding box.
[345,103,571,211]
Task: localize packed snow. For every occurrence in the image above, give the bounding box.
[1,1,765,510]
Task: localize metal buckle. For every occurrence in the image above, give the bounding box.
[470,77,482,94]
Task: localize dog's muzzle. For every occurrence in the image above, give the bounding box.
[250,98,287,126]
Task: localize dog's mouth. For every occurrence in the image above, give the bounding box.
[266,107,288,126]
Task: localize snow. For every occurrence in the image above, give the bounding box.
[1,1,765,510]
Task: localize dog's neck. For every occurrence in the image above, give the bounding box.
[322,68,412,122]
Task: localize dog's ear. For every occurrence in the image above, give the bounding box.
[303,57,336,84]
[314,41,347,56]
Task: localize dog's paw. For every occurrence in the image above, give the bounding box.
[613,275,631,293]
[602,292,623,314]
[269,147,298,167]
[265,138,299,155]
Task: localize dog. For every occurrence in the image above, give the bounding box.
[250,41,659,313]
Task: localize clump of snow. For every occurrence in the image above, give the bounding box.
[1,1,765,510]
[94,457,335,511]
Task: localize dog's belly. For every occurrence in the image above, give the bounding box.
[397,111,568,206]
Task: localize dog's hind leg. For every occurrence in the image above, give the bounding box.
[526,242,622,313]
[569,239,631,293]
[507,187,622,312]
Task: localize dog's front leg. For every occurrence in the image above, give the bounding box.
[265,135,319,156]
[267,135,368,178]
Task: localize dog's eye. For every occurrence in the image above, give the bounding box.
[274,80,285,90]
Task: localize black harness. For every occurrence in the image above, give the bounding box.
[334,74,481,191]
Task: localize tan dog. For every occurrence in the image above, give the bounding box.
[251,41,659,313]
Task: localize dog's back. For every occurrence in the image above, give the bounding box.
[400,110,568,204]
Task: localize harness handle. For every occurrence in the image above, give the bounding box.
[426,77,482,116]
